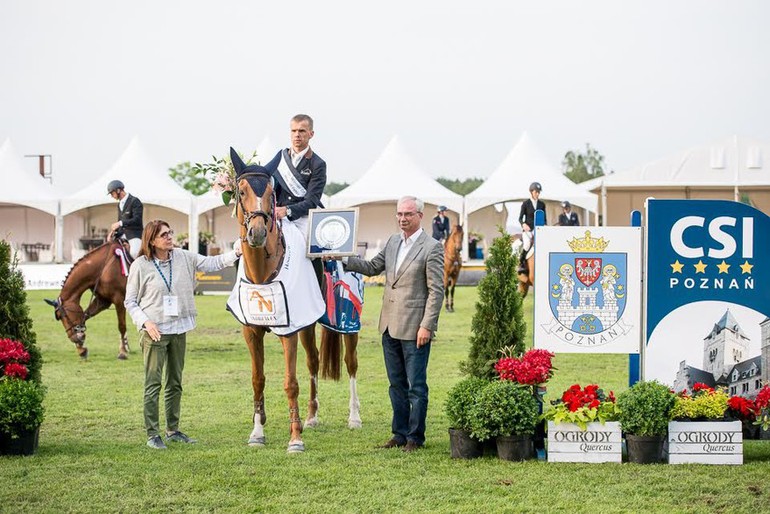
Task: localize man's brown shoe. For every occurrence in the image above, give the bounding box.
[376,438,406,449]
[402,441,422,453]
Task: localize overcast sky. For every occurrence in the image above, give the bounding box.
[2,1,769,193]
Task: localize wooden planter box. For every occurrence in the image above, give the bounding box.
[547,421,622,463]
[666,421,743,465]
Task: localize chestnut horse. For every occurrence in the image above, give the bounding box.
[443,225,463,312]
[512,233,535,298]
[45,237,130,360]
[232,154,360,453]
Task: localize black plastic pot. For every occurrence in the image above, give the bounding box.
[496,434,534,461]
[625,434,665,464]
[448,428,484,459]
[0,426,40,456]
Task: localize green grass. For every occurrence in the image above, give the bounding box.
[2,287,770,513]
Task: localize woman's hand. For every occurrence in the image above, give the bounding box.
[233,239,243,257]
[143,321,161,342]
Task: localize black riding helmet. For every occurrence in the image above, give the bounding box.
[107,180,125,194]
[529,182,542,193]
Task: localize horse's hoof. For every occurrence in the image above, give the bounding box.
[287,441,305,453]
[117,353,128,360]
[248,436,266,447]
[348,419,362,430]
[79,350,89,361]
[303,417,319,429]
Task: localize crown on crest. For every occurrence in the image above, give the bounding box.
[567,231,609,253]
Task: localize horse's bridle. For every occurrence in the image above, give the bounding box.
[53,296,89,341]
[236,171,277,237]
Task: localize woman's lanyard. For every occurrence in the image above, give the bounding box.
[153,256,179,316]
[152,257,173,293]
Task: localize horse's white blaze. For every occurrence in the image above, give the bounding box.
[348,377,362,429]
[248,412,266,446]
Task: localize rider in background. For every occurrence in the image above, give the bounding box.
[517,182,546,272]
[431,205,450,243]
[558,200,580,226]
[108,180,144,259]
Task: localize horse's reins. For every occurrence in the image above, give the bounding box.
[236,172,286,284]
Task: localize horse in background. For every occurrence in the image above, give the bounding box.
[511,233,535,298]
[230,152,361,453]
[443,225,463,312]
[45,234,131,360]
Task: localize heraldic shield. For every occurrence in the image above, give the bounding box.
[548,252,627,335]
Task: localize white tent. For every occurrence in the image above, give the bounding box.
[0,139,59,215]
[329,135,463,213]
[463,133,598,257]
[328,136,463,256]
[466,132,598,215]
[584,135,770,226]
[61,136,193,215]
[0,139,62,261]
[60,137,196,260]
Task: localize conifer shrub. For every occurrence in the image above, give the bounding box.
[0,240,43,383]
[461,227,526,379]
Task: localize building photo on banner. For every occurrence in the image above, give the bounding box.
[645,199,770,394]
[534,225,642,354]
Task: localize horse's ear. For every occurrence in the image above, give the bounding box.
[44,298,58,307]
[230,147,247,176]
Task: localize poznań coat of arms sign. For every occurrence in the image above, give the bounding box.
[534,227,642,354]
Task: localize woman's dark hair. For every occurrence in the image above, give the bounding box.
[140,220,170,259]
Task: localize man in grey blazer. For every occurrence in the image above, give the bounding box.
[344,196,444,452]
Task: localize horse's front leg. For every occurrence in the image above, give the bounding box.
[282,335,304,453]
[244,326,267,447]
[114,301,129,360]
[299,324,319,429]
[343,333,362,429]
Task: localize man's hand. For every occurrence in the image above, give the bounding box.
[276,206,288,219]
[233,239,242,257]
[110,221,121,231]
[416,327,432,348]
[522,223,531,232]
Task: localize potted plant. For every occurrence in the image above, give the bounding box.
[494,347,555,454]
[668,383,742,464]
[0,377,45,455]
[616,380,675,464]
[468,380,539,461]
[726,393,760,439]
[542,383,621,463]
[445,377,488,459]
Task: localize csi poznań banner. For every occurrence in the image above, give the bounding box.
[645,199,770,385]
[534,226,642,354]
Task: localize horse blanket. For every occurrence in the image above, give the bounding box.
[227,219,325,335]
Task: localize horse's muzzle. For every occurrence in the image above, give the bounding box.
[247,225,268,248]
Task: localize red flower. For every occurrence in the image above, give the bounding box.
[693,383,714,393]
[494,349,555,386]
[0,338,31,380]
[3,362,29,380]
[755,385,770,410]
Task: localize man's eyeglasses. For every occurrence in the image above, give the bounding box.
[157,230,175,239]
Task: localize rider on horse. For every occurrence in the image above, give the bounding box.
[108,180,144,260]
[517,181,546,274]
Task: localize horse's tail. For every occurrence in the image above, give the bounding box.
[319,326,342,381]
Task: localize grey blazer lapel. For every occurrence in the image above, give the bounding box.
[394,232,426,284]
